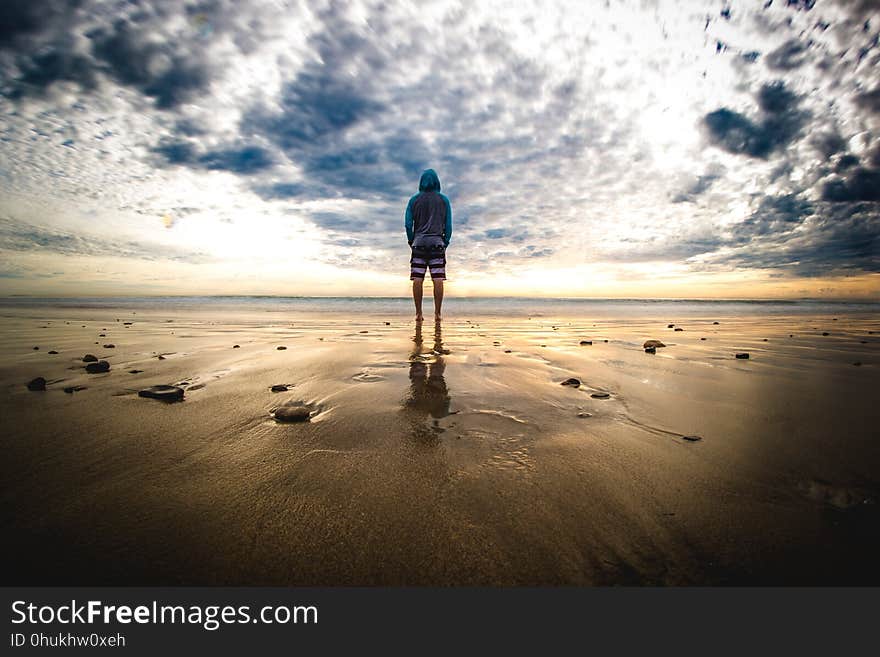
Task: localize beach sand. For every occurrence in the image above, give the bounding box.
[1,303,879,585]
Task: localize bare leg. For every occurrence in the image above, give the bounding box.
[433,278,444,320]
[412,278,424,321]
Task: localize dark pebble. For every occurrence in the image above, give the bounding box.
[822,332,830,336]
[103,344,115,348]
[26,377,46,391]
[713,321,720,325]
[271,384,290,392]
[735,353,749,359]
[233,344,240,348]
[32,346,39,350]
[853,362,862,367]
[85,360,110,373]
[128,369,144,374]
[682,435,703,442]
[82,354,98,362]
[99,334,106,337]
[385,322,391,325]
[504,349,512,353]
[591,392,611,399]
[138,385,185,402]
[579,340,592,345]
[123,322,133,325]
[643,340,665,349]
[561,378,581,387]
[674,327,684,332]
[700,338,707,341]
[667,324,675,328]
[577,412,592,418]
[359,330,368,334]
[48,350,58,354]
[763,338,768,342]
[276,346,287,350]
[63,385,87,394]
[645,346,656,354]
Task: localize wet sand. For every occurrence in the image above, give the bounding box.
[1,304,879,585]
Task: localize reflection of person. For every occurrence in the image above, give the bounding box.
[405,169,452,322]
[405,321,450,419]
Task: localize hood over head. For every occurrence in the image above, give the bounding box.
[418,169,441,192]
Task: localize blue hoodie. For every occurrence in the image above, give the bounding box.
[405,169,452,248]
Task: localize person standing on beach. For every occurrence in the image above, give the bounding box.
[405,169,452,322]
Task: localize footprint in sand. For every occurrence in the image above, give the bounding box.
[352,371,384,383]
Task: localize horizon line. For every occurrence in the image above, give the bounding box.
[2,294,878,303]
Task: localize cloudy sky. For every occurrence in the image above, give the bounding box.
[1,0,878,298]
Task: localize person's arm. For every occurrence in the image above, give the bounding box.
[442,194,452,247]
[405,196,415,245]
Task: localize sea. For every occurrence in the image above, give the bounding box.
[1,296,877,318]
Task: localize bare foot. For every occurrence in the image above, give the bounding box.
[415,314,424,322]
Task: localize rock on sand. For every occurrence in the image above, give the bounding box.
[85,360,110,373]
[82,354,98,362]
[138,385,185,402]
[643,340,666,349]
[561,378,581,387]
[27,377,46,391]
[272,401,314,423]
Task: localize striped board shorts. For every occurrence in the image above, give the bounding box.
[410,245,446,280]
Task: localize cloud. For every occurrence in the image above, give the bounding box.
[0,216,211,264]
[703,81,808,158]
[765,39,810,70]
[730,194,814,241]
[821,167,880,202]
[708,200,880,275]
[854,87,880,113]
[672,167,724,203]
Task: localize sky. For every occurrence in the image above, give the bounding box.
[0,0,878,299]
